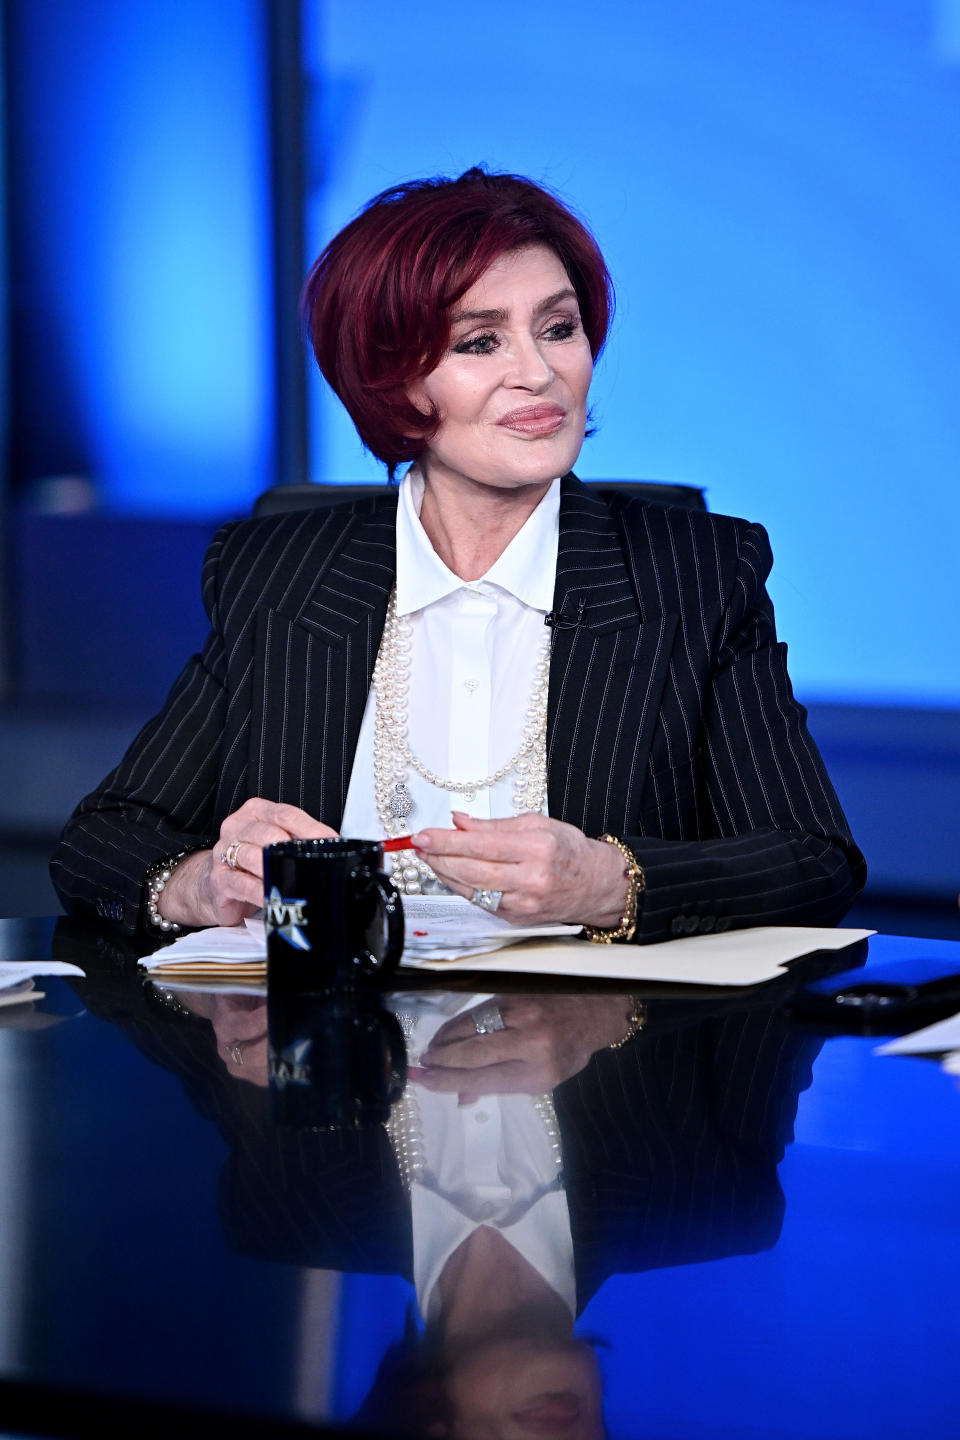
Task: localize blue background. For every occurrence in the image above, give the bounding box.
[2,2,958,900]
[8,0,960,707]
[306,0,960,708]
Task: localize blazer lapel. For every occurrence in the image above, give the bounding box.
[548,478,678,835]
[250,497,398,829]
[248,480,677,837]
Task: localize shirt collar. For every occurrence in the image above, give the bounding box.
[395,466,560,616]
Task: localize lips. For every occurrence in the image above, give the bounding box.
[511,1391,582,1433]
[497,403,567,437]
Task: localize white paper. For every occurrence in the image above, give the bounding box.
[400,894,581,960]
[138,901,579,971]
[0,960,86,990]
[138,923,263,970]
[138,920,872,988]
[875,1012,960,1057]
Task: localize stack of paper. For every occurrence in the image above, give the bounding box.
[0,960,86,1008]
[138,898,873,991]
[139,921,268,983]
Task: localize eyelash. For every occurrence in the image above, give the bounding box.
[452,317,581,356]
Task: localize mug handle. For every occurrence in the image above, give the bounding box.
[355,872,405,974]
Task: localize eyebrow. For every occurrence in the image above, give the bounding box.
[449,287,578,325]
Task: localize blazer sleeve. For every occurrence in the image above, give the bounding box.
[50,525,235,934]
[625,519,866,942]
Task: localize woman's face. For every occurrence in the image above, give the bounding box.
[412,245,594,494]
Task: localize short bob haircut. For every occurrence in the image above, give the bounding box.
[301,166,614,475]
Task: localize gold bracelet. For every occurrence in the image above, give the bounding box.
[608,998,647,1049]
[583,834,645,943]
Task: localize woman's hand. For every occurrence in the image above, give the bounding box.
[410,811,630,928]
[178,993,270,1086]
[157,798,337,929]
[414,993,637,1103]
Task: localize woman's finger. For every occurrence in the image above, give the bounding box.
[415,1058,537,1096]
[429,1002,513,1049]
[218,828,296,877]
[206,859,264,915]
[412,820,546,866]
[421,1033,519,1071]
[424,856,521,894]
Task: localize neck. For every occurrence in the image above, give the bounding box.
[417,465,554,581]
[436,1225,571,1348]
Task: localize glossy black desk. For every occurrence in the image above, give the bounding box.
[1,918,959,1440]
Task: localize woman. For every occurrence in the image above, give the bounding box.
[51,167,865,941]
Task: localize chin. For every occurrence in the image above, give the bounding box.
[421,424,586,495]
[485,437,584,489]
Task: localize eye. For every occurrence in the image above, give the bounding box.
[452,331,499,356]
[543,317,580,342]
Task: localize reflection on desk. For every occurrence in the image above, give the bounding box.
[0,918,959,1439]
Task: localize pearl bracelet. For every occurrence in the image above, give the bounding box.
[144,851,190,934]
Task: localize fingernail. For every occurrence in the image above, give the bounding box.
[410,831,429,851]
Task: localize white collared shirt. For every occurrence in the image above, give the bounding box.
[388,991,576,1324]
[340,469,560,838]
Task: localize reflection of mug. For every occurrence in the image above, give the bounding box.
[263,838,404,992]
[268,990,407,1129]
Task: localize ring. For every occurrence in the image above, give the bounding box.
[228,1043,245,1066]
[221,841,242,870]
[473,1003,505,1035]
[470,888,503,913]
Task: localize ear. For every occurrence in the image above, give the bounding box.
[403,388,436,440]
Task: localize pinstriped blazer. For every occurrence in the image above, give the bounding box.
[211,1004,817,1305]
[68,952,815,1304]
[51,476,865,938]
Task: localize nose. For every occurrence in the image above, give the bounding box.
[504,334,554,391]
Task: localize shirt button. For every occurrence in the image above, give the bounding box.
[474,1110,489,1124]
[464,677,479,694]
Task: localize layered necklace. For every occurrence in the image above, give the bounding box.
[386,1085,564,1193]
[385,1010,564,1193]
[373,588,550,895]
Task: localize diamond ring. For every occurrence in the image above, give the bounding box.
[473,1003,505,1035]
[470,888,503,913]
[221,841,243,870]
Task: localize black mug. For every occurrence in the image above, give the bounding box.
[263,837,404,992]
[268,989,407,1129]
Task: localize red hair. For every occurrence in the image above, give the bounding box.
[301,167,614,475]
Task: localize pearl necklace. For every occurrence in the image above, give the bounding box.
[372,588,551,896]
[386,1010,563,1192]
[385,1087,564,1193]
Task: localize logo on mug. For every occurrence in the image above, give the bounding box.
[265,886,311,950]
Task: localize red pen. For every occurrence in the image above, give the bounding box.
[382,835,416,852]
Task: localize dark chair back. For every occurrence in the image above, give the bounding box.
[253,479,707,518]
